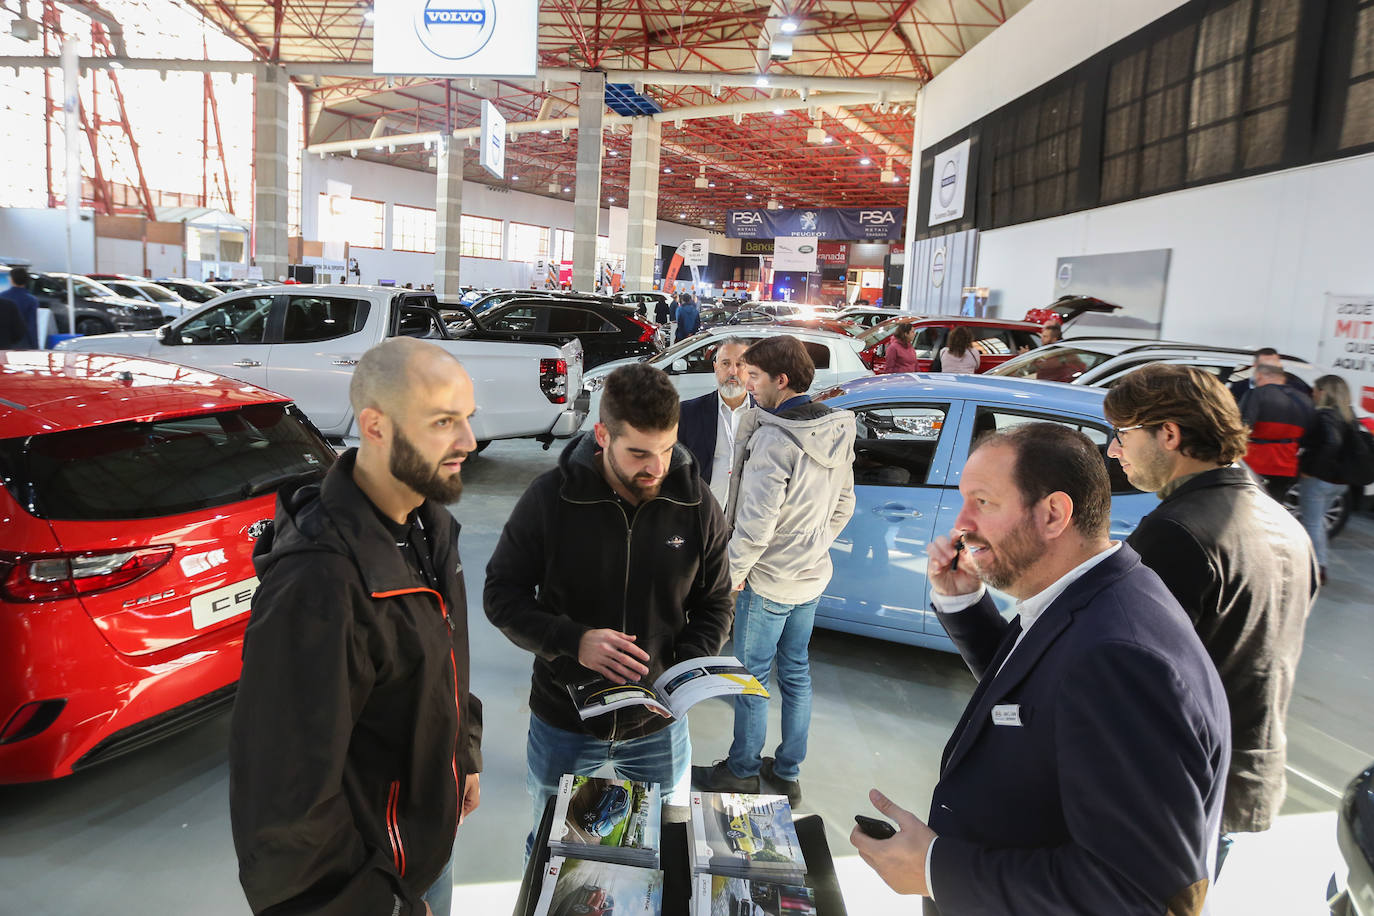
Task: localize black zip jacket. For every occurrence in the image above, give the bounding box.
[229,450,483,916]
[1300,407,1349,483]
[484,432,734,741]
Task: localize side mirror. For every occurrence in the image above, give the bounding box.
[158,324,175,344]
[670,359,689,374]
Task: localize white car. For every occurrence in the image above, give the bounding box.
[581,325,873,427]
[988,337,1315,388]
[96,279,197,319]
[58,284,588,450]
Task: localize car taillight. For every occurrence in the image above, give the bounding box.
[539,358,569,405]
[0,546,174,602]
[627,315,658,343]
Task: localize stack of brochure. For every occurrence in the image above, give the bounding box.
[531,856,664,916]
[690,873,819,916]
[687,792,807,885]
[549,774,663,867]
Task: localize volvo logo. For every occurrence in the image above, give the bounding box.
[939,159,960,207]
[413,0,497,61]
[246,519,273,541]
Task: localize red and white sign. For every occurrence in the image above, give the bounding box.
[1317,293,1374,415]
[817,241,849,266]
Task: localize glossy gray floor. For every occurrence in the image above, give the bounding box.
[1,437,1369,915]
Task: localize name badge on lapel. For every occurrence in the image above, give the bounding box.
[991,704,1023,727]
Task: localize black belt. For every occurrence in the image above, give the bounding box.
[1250,437,1300,444]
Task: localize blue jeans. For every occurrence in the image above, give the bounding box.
[421,851,453,916]
[525,712,691,857]
[1299,475,1345,568]
[726,585,819,782]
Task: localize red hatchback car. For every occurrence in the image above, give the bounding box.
[857,316,1043,374]
[0,350,334,782]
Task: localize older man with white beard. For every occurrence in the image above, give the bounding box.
[677,337,752,507]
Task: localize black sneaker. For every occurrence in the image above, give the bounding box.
[760,756,802,804]
[691,760,760,794]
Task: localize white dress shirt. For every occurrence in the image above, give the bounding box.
[922,541,1122,900]
[709,393,748,508]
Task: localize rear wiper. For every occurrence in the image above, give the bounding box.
[240,468,324,499]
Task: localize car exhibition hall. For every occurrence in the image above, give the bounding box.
[0,2,1372,915]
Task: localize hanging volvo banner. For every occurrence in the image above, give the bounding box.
[373,0,538,77]
[726,207,905,241]
[479,99,505,178]
[928,138,972,227]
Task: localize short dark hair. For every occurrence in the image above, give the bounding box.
[9,266,30,287]
[1254,347,1279,359]
[972,422,1111,539]
[1042,323,1063,341]
[599,363,679,436]
[1103,364,1249,464]
[742,335,815,393]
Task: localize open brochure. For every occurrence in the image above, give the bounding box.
[688,792,807,883]
[567,655,767,721]
[549,774,662,867]
[691,873,818,916]
[531,856,663,916]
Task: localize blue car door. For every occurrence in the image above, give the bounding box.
[820,400,964,638]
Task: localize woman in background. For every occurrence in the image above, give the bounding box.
[1299,373,1354,585]
[884,321,919,374]
[938,325,981,374]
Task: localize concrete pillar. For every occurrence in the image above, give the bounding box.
[625,118,661,292]
[253,64,290,283]
[435,135,463,297]
[572,70,606,291]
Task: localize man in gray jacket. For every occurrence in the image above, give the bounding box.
[693,335,855,801]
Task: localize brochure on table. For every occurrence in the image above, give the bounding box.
[550,774,662,867]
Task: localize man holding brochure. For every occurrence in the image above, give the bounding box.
[485,363,736,854]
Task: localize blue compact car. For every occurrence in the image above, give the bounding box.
[583,784,631,838]
[814,374,1157,653]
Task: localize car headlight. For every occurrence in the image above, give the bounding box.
[585,375,606,393]
[105,305,132,316]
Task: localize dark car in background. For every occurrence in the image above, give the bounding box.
[448,296,659,368]
[28,272,166,335]
[153,278,222,304]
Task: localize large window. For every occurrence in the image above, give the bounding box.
[317,194,385,249]
[552,228,574,263]
[460,215,503,259]
[392,204,436,253]
[987,80,1086,226]
[508,222,550,262]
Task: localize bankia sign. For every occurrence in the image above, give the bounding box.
[726,207,905,241]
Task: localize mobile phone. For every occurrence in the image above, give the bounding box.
[854,814,896,840]
[950,536,965,572]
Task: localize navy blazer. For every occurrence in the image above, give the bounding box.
[678,391,722,484]
[924,546,1230,916]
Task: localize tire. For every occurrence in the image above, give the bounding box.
[473,440,491,454]
[75,317,112,336]
[1283,480,1352,539]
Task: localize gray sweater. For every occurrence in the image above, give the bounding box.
[723,399,856,603]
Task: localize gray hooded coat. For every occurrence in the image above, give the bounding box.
[724,398,857,604]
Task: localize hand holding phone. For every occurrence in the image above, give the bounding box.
[854,814,896,840]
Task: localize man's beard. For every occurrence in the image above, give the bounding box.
[1122,438,1173,493]
[719,379,745,400]
[965,522,1044,592]
[605,445,663,502]
[390,427,466,504]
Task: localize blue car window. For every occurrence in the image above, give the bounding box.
[972,406,1141,495]
[853,405,949,487]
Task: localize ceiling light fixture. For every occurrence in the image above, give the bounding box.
[773,108,785,115]
[562,186,571,193]
[859,157,872,165]
[755,75,771,88]
[779,18,799,33]
[608,197,616,203]
[608,149,619,156]
[677,213,686,219]
[362,8,375,22]
[664,167,672,173]
[540,129,550,135]
[745,193,754,200]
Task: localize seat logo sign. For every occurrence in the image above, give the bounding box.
[414,0,497,60]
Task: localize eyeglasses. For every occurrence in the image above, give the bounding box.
[1111,423,1148,445]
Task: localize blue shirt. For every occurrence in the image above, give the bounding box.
[768,394,811,415]
[0,287,38,349]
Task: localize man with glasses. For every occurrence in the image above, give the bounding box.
[1104,364,1316,876]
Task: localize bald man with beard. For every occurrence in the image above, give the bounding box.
[230,337,483,916]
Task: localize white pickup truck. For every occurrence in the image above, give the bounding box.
[58,284,588,449]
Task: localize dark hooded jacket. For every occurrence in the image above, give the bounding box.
[229,449,482,916]
[484,432,734,741]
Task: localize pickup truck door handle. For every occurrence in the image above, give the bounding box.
[872,502,923,521]
[232,359,261,368]
[332,358,359,367]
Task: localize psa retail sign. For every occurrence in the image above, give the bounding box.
[726,207,904,241]
[373,0,538,77]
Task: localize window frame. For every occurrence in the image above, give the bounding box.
[391,203,437,254]
[460,215,504,260]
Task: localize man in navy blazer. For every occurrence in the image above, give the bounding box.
[677,337,751,507]
[852,423,1230,915]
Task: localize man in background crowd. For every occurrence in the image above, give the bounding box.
[678,337,752,508]
[1240,362,1315,500]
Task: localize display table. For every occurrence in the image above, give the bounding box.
[513,800,849,916]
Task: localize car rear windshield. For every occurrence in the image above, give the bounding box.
[0,403,334,520]
[985,346,1115,383]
